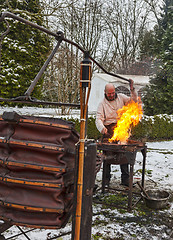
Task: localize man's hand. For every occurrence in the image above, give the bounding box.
[129,79,135,91]
[101,127,108,135]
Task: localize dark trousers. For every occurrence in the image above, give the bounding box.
[105,162,129,184]
[120,163,129,184]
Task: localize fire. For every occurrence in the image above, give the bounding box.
[109,99,143,144]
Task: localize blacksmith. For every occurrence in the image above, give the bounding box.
[95,80,137,186]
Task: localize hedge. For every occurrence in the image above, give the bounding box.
[131,115,173,141]
[67,115,173,141]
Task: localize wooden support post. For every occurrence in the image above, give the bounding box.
[72,141,96,240]
[73,52,92,240]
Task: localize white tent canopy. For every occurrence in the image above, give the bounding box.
[88,73,150,114]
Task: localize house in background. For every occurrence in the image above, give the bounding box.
[88,73,150,114]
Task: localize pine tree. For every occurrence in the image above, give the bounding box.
[143,0,173,115]
[0,0,51,101]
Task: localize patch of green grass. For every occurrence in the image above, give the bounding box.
[158,151,173,154]
[93,190,173,228]
[103,193,128,205]
[93,217,108,226]
[92,232,104,239]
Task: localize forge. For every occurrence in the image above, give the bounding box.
[97,139,147,210]
[98,139,145,152]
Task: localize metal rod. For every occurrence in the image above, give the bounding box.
[0,11,131,83]
[16,226,31,240]
[141,147,147,187]
[0,12,58,39]
[0,98,80,108]
[6,228,35,240]
[47,231,72,240]
[102,160,107,194]
[137,181,151,199]
[128,164,134,211]
[25,41,62,96]
[132,196,142,208]
[89,56,131,83]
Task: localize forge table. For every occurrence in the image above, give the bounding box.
[97,140,147,210]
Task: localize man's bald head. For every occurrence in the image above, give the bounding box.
[105,83,115,92]
[104,83,117,101]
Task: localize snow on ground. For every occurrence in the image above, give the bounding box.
[0,107,172,239]
[2,140,173,240]
[143,141,173,191]
[0,106,81,119]
[92,140,173,240]
[103,140,173,191]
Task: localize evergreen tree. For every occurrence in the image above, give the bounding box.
[142,0,173,115]
[0,0,51,101]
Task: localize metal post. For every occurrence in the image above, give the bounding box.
[102,160,107,194]
[25,40,62,97]
[73,52,92,240]
[128,164,134,211]
[141,146,147,187]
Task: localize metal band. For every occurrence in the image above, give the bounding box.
[80,63,91,66]
[80,80,90,82]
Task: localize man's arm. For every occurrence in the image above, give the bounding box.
[129,79,137,102]
[95,103,108,134]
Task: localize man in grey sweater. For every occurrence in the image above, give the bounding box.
[95,80,137,186]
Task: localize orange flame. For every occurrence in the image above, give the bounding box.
[109,99,143,144]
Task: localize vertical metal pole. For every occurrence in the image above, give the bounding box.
[74,52,92,240]
[128,164,134,211]
[125,151,136,211]
[102,160,106,194]
[141,146,147,187]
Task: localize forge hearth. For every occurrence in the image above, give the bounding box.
[97,139,146,165]
[98,139,145,151]
[97,139,147,210]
